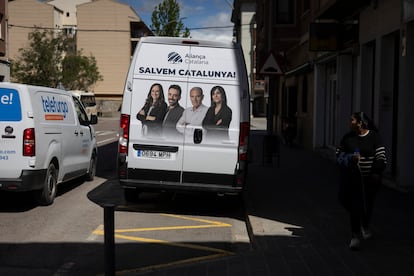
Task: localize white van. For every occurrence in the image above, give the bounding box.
[0,83,98,205]
[70,90,98,122]
[118,37,250,201]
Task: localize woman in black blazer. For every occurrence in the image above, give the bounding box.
[137,83,167,136]
[202,85,232,140]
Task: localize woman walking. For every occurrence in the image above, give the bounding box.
[336,112,387,250]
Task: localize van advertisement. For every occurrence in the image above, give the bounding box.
[132,80,240,145]
[131,43,240,145]
[34,93,72,122]
[133,44,240,84]
[128,41,243,171]
[137,66,237,80]
[41,95,70,120]
[0,88,22,121]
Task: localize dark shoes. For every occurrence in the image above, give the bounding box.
[349,235,361,250]
[361,227,373,240]
[349,227,373,250]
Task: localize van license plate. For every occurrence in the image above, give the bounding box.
[137,150,171,159]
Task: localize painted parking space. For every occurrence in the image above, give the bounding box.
[90,213,245,274]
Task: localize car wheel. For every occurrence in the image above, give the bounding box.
[35,163,57,206]
[85,152,97,181]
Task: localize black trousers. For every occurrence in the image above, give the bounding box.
[338,168,381,235]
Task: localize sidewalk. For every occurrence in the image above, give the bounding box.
[140,130,414,275]
[244,131,414,275]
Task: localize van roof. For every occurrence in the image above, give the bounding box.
[140,36,237,49]
[0,82,69,94]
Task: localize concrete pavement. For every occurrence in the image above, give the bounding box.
[243,131,414,276]
[135,125,414,275]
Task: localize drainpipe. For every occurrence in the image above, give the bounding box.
[266,1,274,134]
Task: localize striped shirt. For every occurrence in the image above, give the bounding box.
[336,130,386,176]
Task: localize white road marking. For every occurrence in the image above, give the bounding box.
[53,262,75,275]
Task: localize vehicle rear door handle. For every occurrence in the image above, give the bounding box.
[194,128,202,144]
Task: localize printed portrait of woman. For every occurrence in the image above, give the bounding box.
[202,85,232,140]
[136,83,167,137]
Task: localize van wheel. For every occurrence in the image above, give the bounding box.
[85,152,97,181]
[124,189,140,203]
[35,163,57,206]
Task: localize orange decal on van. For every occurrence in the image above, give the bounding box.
[45,114,64,120]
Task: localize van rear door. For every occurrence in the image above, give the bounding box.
[126,38,247,189]
[0,87,25,178]
[180,44,241,186]
[127,42,189,184]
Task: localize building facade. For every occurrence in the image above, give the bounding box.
[8,0,152,114]
[8,0,56,59]
[233,0,414,189]
[305,0,413,188]
[232,0,266,118]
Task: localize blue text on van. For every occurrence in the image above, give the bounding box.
[41,96,69,118]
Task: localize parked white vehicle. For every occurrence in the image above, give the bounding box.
[70,90,98,122]
[0,83,98,205]
[118,37,250,201]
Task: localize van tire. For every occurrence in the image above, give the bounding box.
[35,163,58,206]
[124,188,140,202]
[85,152,97,181]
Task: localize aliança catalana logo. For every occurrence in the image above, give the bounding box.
[168,52,209,65]
[168,52,183,64]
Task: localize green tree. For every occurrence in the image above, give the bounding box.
[61,52,102,91]
[151,0,190,37]
[11,30,65,87]
[11,30,102,90]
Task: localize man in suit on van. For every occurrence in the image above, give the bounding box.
[163,84,184,137]
[176,87,208,135]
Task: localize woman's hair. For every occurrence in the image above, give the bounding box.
[352,111,378,131]
[146,83,165,107]
[210,85,227,107]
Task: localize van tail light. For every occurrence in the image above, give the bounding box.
[23,128,35,156]
[238,122,250,161]
[119,114,130,155]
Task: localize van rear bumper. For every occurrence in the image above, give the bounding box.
[0,169,47,191]
[119,166,246,194]
[120,178,243,194]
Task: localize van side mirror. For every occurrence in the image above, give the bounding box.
[89,115,98,125]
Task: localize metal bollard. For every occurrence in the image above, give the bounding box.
[103,204,115,276]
